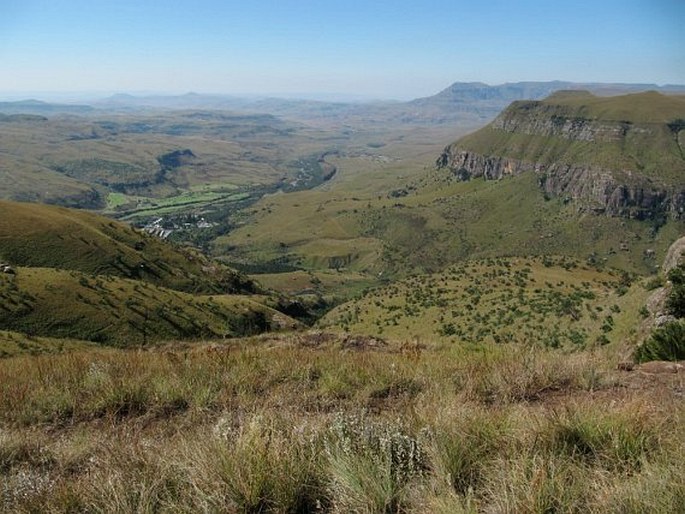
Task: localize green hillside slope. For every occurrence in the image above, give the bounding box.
[0,266,297,345]
[219,161,682,280]
[215,92,683,287]
[320,257,648,348]
[0,200,256,294]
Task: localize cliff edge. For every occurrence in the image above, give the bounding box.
[437,91,685,220]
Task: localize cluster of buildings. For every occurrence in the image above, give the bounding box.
[141,216,215,239]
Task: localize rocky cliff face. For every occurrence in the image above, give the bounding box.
[437,94,685,220]
[437,149,682,219]
[491,105,643,142]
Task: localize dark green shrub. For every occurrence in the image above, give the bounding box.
[665,265,685,318]
[595,334,610,346]
[634,321,685,363]
[667,286,685,318]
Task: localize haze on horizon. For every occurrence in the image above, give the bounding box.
[1,0,683,102]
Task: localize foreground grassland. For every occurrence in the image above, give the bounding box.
[0,336,682,512]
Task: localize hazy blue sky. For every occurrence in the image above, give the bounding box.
[1,0,683,100]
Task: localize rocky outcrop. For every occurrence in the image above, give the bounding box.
[437,148,683,219]
[634,236,685,357]
[663,236,685,274]
[436,150,538,180]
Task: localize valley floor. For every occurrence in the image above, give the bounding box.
[1,333,683,513]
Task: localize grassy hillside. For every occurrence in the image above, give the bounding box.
[214,90,684,284]
[252,270,378,306]
[1,89,684,513]
[320,256,649,348]
[0,200,256,294]
[219,158,681,280]
[0,110,350,212]
[0,161,100,207]
[211,132,451,274]
[0,330,100,358]
[0,201,307,346]
[0,266,296,345]
[541,90,685,123]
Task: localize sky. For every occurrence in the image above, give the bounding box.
[1,0,683,100]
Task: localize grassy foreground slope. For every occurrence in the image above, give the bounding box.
[0,200,256,294]
[0,336,682,512]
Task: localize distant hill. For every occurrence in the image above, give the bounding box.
[437,91,685,220]
[0,109,308,209]
[4,80,684,132]
[414,81,685,105]
[96,92,251,112]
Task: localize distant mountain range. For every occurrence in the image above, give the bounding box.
[0,99,95,115]
[2,81,684,125]
[403,81,685,124]
[413,81,685,105]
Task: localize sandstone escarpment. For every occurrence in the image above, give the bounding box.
[491,104,646,142]
[437,92,685,220]
[437,149,683,219]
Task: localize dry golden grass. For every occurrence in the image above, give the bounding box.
[1,335,682,512]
